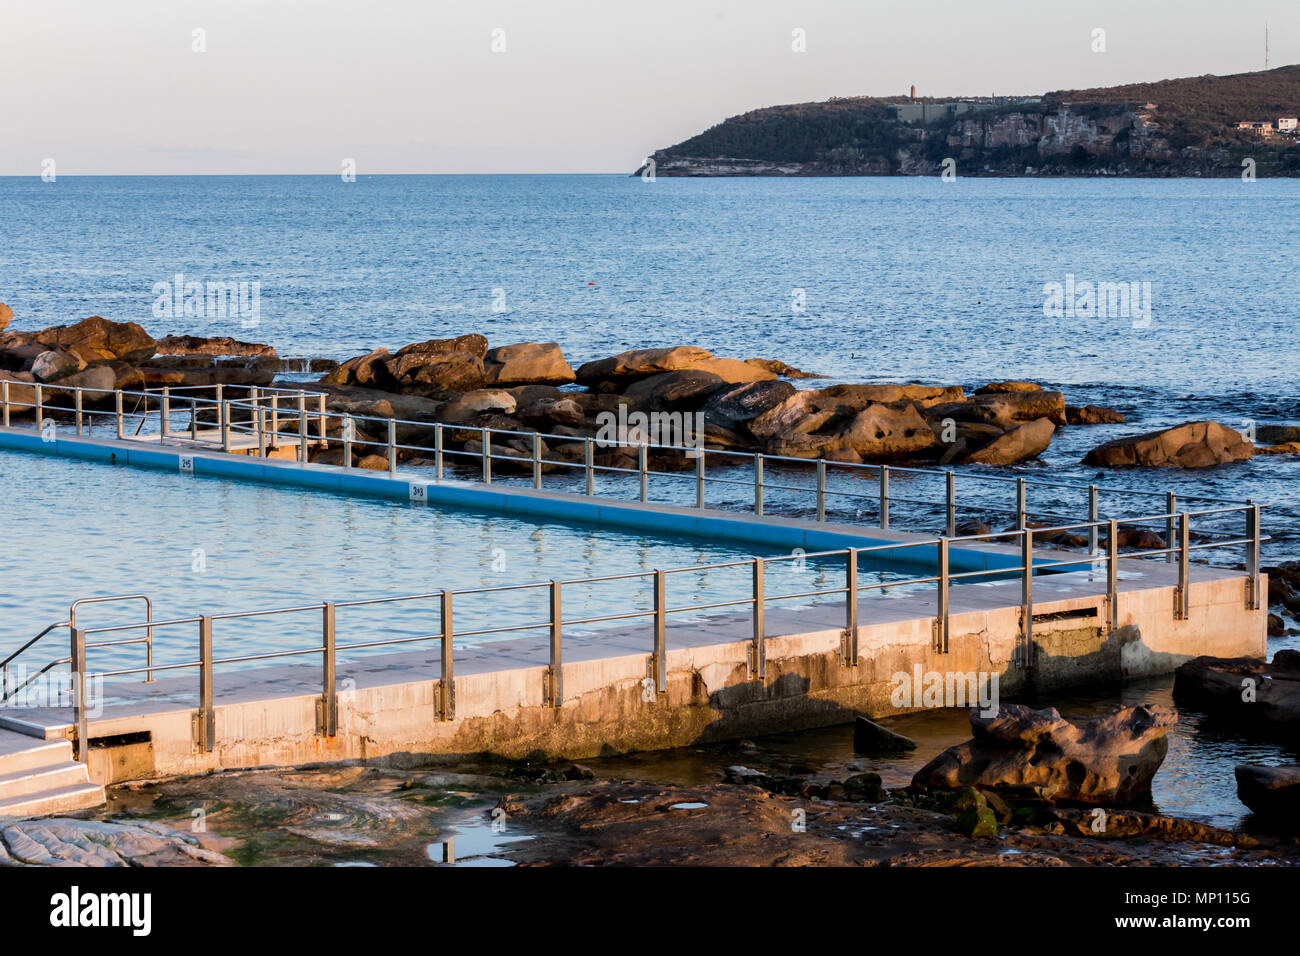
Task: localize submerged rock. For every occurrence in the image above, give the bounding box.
[911,704,1177,804]
[1235,765,1300,819]
[1066,403,1125,425]
[853,715,918,754]
[1173,653,1300,740]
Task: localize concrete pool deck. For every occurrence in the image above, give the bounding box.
[0,423,1268,789]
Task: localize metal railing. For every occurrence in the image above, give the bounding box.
[2,501,1266,763]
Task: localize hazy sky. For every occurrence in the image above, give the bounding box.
[2,0,1295,175]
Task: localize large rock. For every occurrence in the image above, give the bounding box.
[1083,421,1254,469]
[623,369,727,409]
[1235,765,1300,819]
[576,346,775,388]
[48,364,118,393]
[853,715,918,754]
[1066,404,1125,425]
[700,380,797,432]
[323,348,397,389]
[1,818,231,866]
[975,381,1043,394]
[972,389,1066,425]
[743,357,822,378]
[437,388,517,422]
[1258,425,1300,445]
[819,383,964,410]
[1173,653,1300,740]
[397,333,489,360]
[483,342,575,386]
[155,334,277,358]
[963,417,1056,465]
[0,303,11,332]
[38,316,157,364]
[910,703,1177,804]
[29,349,84,382]
[387,350,485,394]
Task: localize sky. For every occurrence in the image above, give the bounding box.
[1,0,1296,175]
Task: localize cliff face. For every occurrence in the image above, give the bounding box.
[642,66,1300,177]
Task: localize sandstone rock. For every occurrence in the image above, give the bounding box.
[519,397,585,429]
[818,383,964,410]
[853,715,918,754]
[1173,654,1300,740]
[0,303,12,332]
[743,357,822,378]
[324,348,397,389]
[50,364,118,393]
[1258,442,1300,456]
[1257,425,1300,445]
[973,389,1066,425]
[38,316,157,364]
[833,403,939,460]
[623,369,726,409]
[397,333,489,359]
[1,818,231,866]
[155,334,277,358]
[841,772,887,802]
[700,380,797,433]
[438,389,517,422]
[976,381,1042,394]
[483,342,575,386]
[0,371,36,410]
[1269,613,1286,637]
[963,418,1055,465]
[911,703,1177,804]
[1066,403,1125,425]
[1083,421,1253,469]
[926,399,1015,429]
[29,349,84,382]
[1235,764,1300,819]
[577,346,774,388]
[389,350,485,394]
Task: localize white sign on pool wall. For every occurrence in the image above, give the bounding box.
[179,455,195,473]
[409,482,429,503]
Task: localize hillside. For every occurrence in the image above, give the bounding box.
[639,65,1300,177]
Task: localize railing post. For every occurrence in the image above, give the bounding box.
[843,548,858,666]
[936,537,950,653]
[1165,492,1177,563]
[196,615,214,753]
[584,438,594,495]
[1018,528,1034,668]
[651,569,667,696]
[161,386,170,438]
[34,384,44,433]
[547,581,562,707]
[115,389,124,439]
[1246,503,1261,611]
[317,393,327,442]
[482,428,492,484]
[387,418,397,475]
[816,458,826,522]
[750,558,765,680]
[70,627,89,763]
[341,413,352,467]
[1088,484,1099,557]
[298,400,308,463]
[1177,512,1190,620]
[256,405,267,457]
[754,454,764,516]
[1,380,8,428]
[1015,477,1027,529]
[695,448,706,509]
[270,392,279,439]
[74,388,83,436]
[1106,519,1119,633]
[638,443,649,502]
[321,602,337,736]
[879,465,890,529]
[440,591,455,720]
[220,400,231,452]
[434,423,444,481]
[533,432,542,489]
[945,471,956,537]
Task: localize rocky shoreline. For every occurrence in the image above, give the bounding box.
[4,309,1296,476]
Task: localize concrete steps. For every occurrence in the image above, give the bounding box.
[0,729,104,820]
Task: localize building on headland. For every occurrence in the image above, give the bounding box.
[1278,117,1298,132]
[1234,119,1298,136]
[890,97,1041,125]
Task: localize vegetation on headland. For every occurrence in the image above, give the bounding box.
[638,65,1300,177]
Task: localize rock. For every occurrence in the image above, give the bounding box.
[700,380,798,433]
[1066,404,1126,425]
[49,364,118,393]
[623,369,727,409]
[1116,526,1166,550]
[483,342,575,386]
[0,372,36,410]
[324,348,398,389]
[853,715,918,754]
[1,818,231,866]
[1083,421,1254,469]
[155,334,277,358]
[520,397,585,428]
[743,357,823,378]
[975,381,1042,394]
[956,805,999,838]
[1269,613,1286,637]
[397,334,489,359]
[818,383,964,410]
[927,399,1016,429]
[1258,442,1300,457]
[29,349,84,382]
[963,417,1055,465]
[911,703,1177,804]
[393,350,486,394]
[954,519,991,536]
[38,316,157,364]
[1173,654,1300,739]
[973,389,1066,425]
[1257,425,1300,445]
[841,772,887,802]
[1235,765,1300,819]
[576,346,775,388]
[0,303,12,332]
[564,763,597,781]
[438,389,517,422]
